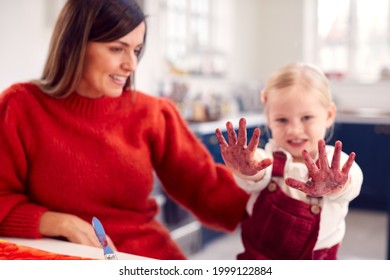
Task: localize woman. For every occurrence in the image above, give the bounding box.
[0,0,248,260]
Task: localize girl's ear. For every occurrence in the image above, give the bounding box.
[326,102,337,128]
[260,90,267,104]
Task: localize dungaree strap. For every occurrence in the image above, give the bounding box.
[271,151,287,177]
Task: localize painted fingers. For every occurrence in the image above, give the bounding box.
[286,139,356,197]
[215,118,271,176]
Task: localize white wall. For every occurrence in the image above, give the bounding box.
[230,0,305,82]
[331,81,390,110]
[0,0,63,92]
[135,0,167,95]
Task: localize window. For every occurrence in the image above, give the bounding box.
[317,0,390,83]
[161,0,224,76]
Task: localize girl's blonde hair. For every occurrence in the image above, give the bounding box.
[261,62,335,141]
[261,62,333,111]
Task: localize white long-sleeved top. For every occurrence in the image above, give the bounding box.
[234,139,363,250]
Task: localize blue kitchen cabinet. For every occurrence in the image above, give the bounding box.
[330,121,390,259]
[330,122,390,211]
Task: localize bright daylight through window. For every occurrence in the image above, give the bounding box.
[317,0,390,83]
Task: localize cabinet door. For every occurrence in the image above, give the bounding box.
[201,133,223,163]
[331,123,390,211]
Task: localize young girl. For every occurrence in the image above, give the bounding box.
[215,62,363,260]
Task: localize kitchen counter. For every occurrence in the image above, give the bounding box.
[188,108,390,136]
[336,108,390,124]
[188,113,266,135]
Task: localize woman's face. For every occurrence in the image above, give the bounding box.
[266,85,336,162]
[75,22,145,98]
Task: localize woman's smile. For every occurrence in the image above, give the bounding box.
[109,74,128,86]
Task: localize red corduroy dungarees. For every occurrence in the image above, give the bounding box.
[237,151,339,260]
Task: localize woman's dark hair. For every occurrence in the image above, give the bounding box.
[33,0,146,97]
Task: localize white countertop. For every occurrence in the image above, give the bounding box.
[0,237,150,260]
[336,112,390,125]
[188,111,390,136]
[188,113,267,135]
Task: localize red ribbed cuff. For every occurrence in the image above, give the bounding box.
[0,203,47,238]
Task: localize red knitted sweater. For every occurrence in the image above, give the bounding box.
[0,83,248,259]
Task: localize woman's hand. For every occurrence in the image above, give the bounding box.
[39,211,117,251]
[285,139,356,197]
[215,118,272,177]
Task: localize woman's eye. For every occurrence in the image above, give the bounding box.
[134,47,143,57]
[110,47,123,53]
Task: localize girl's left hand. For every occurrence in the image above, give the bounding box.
[285,139,356,197]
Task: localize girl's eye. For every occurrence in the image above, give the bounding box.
[302,115,313,121]
[276,118,287,124]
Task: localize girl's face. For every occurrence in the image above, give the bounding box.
[266,85,336,162]
[75,22,145,98]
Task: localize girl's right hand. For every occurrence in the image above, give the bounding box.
[39,211,117,251]
[215,118,272,177]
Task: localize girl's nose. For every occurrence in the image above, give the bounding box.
[287,120,304,135]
